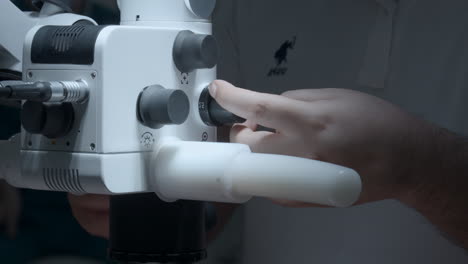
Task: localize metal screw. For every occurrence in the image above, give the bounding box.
[91,72,97,79]
[28,72,33,78]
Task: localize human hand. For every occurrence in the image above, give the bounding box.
[209,80,434,206]
[0,180,21,239]
[68,194,109,238]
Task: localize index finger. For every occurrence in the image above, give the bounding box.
[209,80,302,132]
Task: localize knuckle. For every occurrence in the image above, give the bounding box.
[250,101,269,121]
[307,113,332,132]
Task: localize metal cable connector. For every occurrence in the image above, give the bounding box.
[0,80,89,103]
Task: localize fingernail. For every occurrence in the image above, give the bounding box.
[209,82,218,98]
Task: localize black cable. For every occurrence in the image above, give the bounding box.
[0,70,21,81]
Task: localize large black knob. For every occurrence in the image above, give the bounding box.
[173,30,218,73]
[137,85,190,129]
[21,101,75,138]
[198,87,245,127]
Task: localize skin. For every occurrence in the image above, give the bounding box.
[69,80,468,248]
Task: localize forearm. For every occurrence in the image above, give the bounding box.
[399,124,468,248]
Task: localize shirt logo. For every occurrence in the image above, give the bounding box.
[267,36,297,77]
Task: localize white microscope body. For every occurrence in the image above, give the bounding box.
[0,0,362,207]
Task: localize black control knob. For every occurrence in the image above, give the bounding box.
[173,30,218,73]
[21,101,75,138]
[198,87,245,127]
[42,103,75,138]
[138,85,190,129]
[21,101,47,134]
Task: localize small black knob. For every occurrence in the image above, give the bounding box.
[42,103,75,139]
[21,101,75,138]
[198,87,245,127]
[138,85,190,129]
[173,30,218,73]
[21,101,47,134]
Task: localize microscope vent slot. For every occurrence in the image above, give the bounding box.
[52,26,85,53]
[42,168,85,193]
[31,25,107,65]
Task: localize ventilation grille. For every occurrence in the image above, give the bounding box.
[52,26,86,53]
[43,168,85,193]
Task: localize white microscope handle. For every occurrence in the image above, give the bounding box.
[152,140,362,207]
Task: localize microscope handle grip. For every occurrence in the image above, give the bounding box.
[228,153,362,207]
[153,141,361,207]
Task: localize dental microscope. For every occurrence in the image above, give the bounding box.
[0,0,362,263]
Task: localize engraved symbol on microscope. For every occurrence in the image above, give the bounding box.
[202,132,208,141]
[140,132,155,148]
[179,72,190,85]
[267,36,297,77]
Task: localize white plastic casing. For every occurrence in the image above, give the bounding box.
[16,3,217,195]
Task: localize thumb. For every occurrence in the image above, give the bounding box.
[230,124,286,154]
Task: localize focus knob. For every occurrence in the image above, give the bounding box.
[21,101,75,138]
[198,87,245,127]
[21,101,46,134]
[138,85,190,129]
[173,30,218,73]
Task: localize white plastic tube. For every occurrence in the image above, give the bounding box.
[152,140,362,207]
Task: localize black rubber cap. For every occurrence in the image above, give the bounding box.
[138,85,190,129]
[21,101,47,134]
[173,30,219,73]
